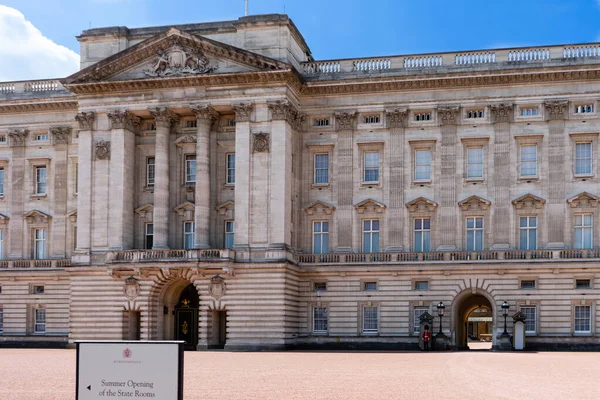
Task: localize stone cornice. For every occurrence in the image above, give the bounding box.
[0,100,78,114]
[107,110,141,131]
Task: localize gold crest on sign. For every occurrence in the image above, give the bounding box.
[181,321,189,335]
[181,299,190,308]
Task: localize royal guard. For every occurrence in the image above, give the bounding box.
[422,325,431,351]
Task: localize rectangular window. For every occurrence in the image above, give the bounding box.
[313,307,328,333]
[520,280,536,290]
[575,105,594,114]
[226,153,235,184]
[314,154,329,184]
[0,307,3,334]
[364,115,380,124]
[146,157,155,187]
[35,166,47,195]
[415,281,429,291]
[145,224,153,250]
[415,149,431,181]
[0,168,4,195]
[413,307,429,334]
[225,221,234,249]
[183,222,195,250]
[362,306,378,333]
[363,152,379,183]
[34,229,46,259]
[466,110,484,119]
[363,282,377,291]
[519,216,537,250]
[0,136,6,143]
[467,147,484,179]
[574,214,593,249]
[520,145,537,177]
[362,220,379,253]
[520,306,536,334]
[0,229,4,260]
[576,279,591,289]
[312,221,329,254]
[414,218,431,252]
[74,162,79,194]
[313,282,327,292]
[574,305,591,333]
[34,308,46,334]
[313,118,330,127]
[35,134,49,141]
[186,119,197,128]
[185,155,196,184]
[521,108,538,116]
[575,143,592,175]
[414,112,431,121]
[33,285,44,294]
[466,217,484,251]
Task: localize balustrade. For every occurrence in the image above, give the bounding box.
[109,249,230,263]
[0,259,70,268]
[508,48,551,61]
[403,55,443,69]
[563,45,600,59]
[455,52,496,65]
[352,59,391,71]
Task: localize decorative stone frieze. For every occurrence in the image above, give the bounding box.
[24,209,51,224]
[489,103,513,123]
[49,126,72,144]
[144,38,218,77]
[334,112,357,130]
[354,198,386,214]
[544,100,569,120]
[216,201,235,216]
[458,195,491,211]
[567,192,600,208]
[148,107,179,128]
[385,108,408,128]
[304,200,336,216]
[95,140,111,160]
[174,135,197,147]
[252,133,269,153]
[75,112,95,130]
[512,193,546,210]
[231,103,254,122]
[7,129,28,147]
[190,104,218,125]
[437,106,460,125]
[107,110,141,131]
[406,197,438,212]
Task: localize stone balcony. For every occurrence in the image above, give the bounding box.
[106,249,234,264]
[0,79,72,100]
[0,259,71,269]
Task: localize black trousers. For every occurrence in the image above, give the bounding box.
[423,341,429,351]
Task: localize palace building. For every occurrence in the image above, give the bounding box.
[0,14,599,350]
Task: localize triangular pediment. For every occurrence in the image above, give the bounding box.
[135,203,153,219]
[304,200,336,215]
[512,193,546,209]
[0,212,9,224]
[64,28,290,85]
[216,201,235,216]
[24,209,51,223]
[567,192,600,208]
[174,201,195,216]
[406,197,438,212]
[67,209,78,223]
[354,198,386,214]
[458,195,491,211]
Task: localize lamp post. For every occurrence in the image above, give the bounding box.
[501,301,509,335]
[436,301,445,336]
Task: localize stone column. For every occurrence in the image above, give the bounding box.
[7,129,28,259]
[385,109,408,251]
[107,111,140,250]
[50,127,72,257]
[334,112,357,253]
[545,100,569,247]
[74,112,95,261]
[148,108,179,250]
[190,105,218,249]
[489,104,512,248]
[435,107,460,250]
[232,103,253,249]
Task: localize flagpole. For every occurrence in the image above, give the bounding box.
[245,0,248,16]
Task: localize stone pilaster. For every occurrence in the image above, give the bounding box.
[385,109,408,251]
[545,100,569,247]
[7,129,28,258]
[489,104,513,248]
[232,103,253,249]
[107,111,140,250]
[334,112,357,253]
[50,127,72,257]
[190,105,218,249]
[148,107,179,249]
[436,106,460,250]
[73,112,95,261]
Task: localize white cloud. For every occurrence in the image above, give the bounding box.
[0,5,80,81]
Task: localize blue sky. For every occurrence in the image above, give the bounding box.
[2,0,600,80]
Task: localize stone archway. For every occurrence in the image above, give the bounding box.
[452,289,497,350]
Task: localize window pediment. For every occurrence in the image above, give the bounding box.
[24,209,51,224]
[567,192,600,208]
[354,198,386,214]
[512,193,546,209]
[216,201,235,216]
[458,195,491,211]
[174,135,197,148]
[405,197,438,212]
[0,212,9,225]
[174,201,195,216]
[304,200,336,215]
[135,203,153,219]
[67,210,77,223]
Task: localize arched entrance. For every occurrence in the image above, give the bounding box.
[157,280,200,350]
[453,290,496,350]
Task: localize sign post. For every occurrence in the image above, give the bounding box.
[76,341,184,400]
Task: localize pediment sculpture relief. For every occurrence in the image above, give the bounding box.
[145,39,218,77]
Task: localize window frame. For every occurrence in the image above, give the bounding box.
[519,279,536,290]
[414,281,429,291]
[226,153,235,185]
[466,146,484,180]
[145,223,154,250]
[312,220,329,254]
[574,213,593,249]
[183,221,195,250]
[574,305,591,334]
[519,305,537,335]
[362,305,379,334]
[362,219,380,253]
[313,153,329,185]
[146,156,155,187]
[313,282,327,292]
[413,217,431,252]
[519,216,538,250]
[414,148,432,182]
[312,306,328,334]
[520,144,538,178]
[574,142,593,177]
[34,307,46,334]
[33,228,47,260]
[575,279,592,290]
[225,220,235,249]
[184,154,196,185]
[465,216,484,251]
[0,229,4,260]
[35,166,47,195]
[0,168,5,196]
[363,151,380,183]
[412,306,429,335]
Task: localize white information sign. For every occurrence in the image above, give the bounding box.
[76,341,184,400]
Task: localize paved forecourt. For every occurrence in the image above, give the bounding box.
[0,349,598,400]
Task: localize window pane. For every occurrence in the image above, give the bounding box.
[416,150,431,164]
[422,232,430,252]
[363,233,371,253]
[365,152,379,167]
[413,307,428,334]
[371,232,379,253]
[475,230,483,251]
[364,220,371,231]
[313,307,328,333]
[414,219,422,230]
[227,154,236,184]
[423,219,430,230]
[322,222,329,233]
[528,229,537,250]
[363,306,378,332]
[415,165,430,180]
[372,220,379,231]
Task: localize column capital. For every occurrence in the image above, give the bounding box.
[268,100,298,124]
[489,103,513,123]
[75,112,96,130]
[7,129,28,147]
[334,111,357,130]
[148,107,179,128]
[437,106,460,126]
[385,108,408,128]
[232,103,253,123]
[49,126,72,144]
[190,104,218,126]
[544,100,569,121]
[107,110,141,131]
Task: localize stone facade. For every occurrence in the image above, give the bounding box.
[0,14,600,350]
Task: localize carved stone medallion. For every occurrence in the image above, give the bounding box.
[209,275,226,300]
[252,133,270,153]
[145,39,218,77]
[124,277,140,301]
[95,140,111,160]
